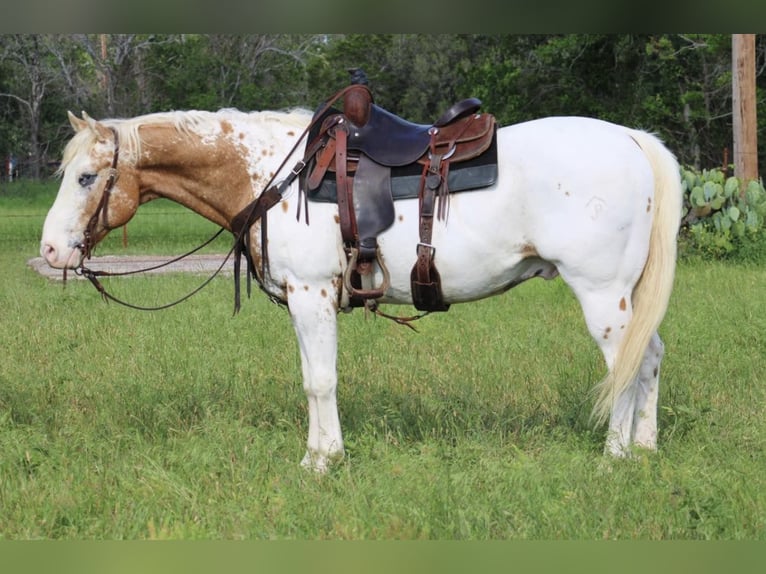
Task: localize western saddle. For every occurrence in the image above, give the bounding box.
[303,72,497,312]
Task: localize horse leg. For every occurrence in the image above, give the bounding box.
[630,332,664,450]
[574,287,638,456]
[605,382,637,456]
[286,283,343,472]
[604,332,664,455]
[581,291,663,456]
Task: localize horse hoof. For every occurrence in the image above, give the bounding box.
[300,450,344,473]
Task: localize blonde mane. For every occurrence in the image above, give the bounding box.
[57,108,313,175]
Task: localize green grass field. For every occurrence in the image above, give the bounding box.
[1,180,765,539]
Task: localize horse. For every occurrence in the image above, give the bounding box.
[40,106,682,472]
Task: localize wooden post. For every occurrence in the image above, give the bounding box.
[732,34,759,191]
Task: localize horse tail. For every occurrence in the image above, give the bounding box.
[592,129,683,424]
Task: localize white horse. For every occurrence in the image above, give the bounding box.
[40,107,682,471]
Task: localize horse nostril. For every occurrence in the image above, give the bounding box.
[42,243,56,262]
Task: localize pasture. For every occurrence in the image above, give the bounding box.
[1,181,765,539]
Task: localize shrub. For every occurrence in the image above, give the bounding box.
[678,167,766,262]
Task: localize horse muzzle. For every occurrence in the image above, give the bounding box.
[40,240,86,269]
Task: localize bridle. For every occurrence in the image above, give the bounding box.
[73,124,229,310]
[71,96,339,313]
[79,126,120,261]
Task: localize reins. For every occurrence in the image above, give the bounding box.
[76,228,229,311]
[73,86,357,314]
[72,86,431,328]
[73,124,233,311]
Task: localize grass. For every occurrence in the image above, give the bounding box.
[0,180,765,539]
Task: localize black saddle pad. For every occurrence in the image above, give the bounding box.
[307,128,498,204]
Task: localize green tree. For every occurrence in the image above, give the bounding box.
[462,34,760,171]
[0,34,79,179]
[143,35,318,112]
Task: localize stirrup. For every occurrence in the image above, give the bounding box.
[343,246,390,300]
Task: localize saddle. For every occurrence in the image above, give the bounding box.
[303,82,497,311]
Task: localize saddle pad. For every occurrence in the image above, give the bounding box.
[307,129,498,204]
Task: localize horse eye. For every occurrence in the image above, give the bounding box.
[78,173,97,187]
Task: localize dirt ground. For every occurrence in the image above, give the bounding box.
[27,254,234,281]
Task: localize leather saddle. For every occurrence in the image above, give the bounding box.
[303,83,497,311]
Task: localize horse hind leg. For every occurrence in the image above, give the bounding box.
[630,332,664,450]
[574,287,654,456]
[604,331,663,455]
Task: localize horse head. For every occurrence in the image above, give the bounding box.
[41,111,141,269]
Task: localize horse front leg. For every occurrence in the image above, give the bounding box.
[287,281,343,472]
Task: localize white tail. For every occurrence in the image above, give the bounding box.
[592,130,683,424]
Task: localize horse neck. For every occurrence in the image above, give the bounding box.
[132,116,279,230]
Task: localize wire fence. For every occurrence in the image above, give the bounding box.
[2,209,232,256]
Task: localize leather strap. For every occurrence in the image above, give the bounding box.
[333,124,357,245]
[410,129,451,311]
[81,127,120,260]
[306,136,337,190]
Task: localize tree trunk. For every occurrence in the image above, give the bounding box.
[732,34,759,189]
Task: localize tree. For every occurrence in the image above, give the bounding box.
[305,34,483,123]
[70,34,184,118]
[1,34,764,182]
[143,35,319,112]
[0,34,74,178]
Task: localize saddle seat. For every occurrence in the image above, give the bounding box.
[310,97,493,182]
[345,97,483,167]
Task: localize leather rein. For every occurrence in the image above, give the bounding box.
[72,87,358,314]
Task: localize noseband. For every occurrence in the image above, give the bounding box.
[79,126,120,261]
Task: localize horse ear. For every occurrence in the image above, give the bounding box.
[81,111,113,143]
[68,111,88,133]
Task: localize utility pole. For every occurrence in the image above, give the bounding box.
[732,34,759,191]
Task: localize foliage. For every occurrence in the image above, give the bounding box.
[3,34,765,181]
[679,166,766,261]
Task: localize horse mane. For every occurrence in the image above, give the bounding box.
[57,108,313,176]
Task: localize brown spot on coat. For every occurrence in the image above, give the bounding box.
[281,201,289,213]
[653,367,659,378]
[321,289,328,298]
[520,244,538,258]
[288,284,295,293]
[303,285,309,291]
[619,297,627,311]
[603,326,612,339]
